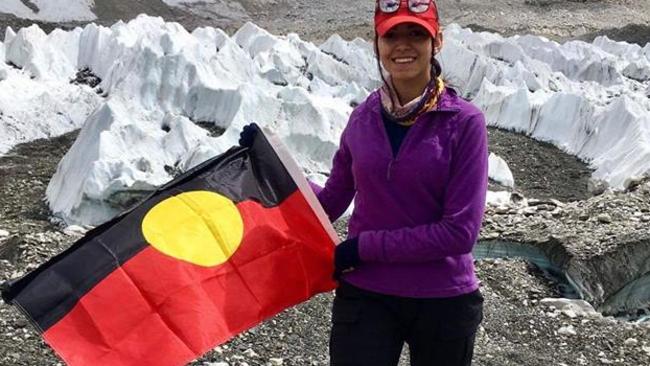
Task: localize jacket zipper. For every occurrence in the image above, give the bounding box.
[386,118,418,181]
[376,90,460,182]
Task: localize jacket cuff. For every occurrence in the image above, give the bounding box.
[307,179,323,196]
[358,231,383,262]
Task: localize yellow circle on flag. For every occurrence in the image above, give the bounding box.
[142,191,244,267]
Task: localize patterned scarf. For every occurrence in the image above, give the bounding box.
[380,76,445,127]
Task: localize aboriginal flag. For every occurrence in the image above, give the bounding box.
[1,128,338,366]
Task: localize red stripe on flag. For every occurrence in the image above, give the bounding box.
[43,190,335,366]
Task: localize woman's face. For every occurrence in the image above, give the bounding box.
[377,23,440,83]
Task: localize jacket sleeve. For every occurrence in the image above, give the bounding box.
[312,128,356,223]
[358,112,488,263]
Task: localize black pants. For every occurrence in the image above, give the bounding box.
[330,282,483,366]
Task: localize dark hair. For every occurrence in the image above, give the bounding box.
[374,33,442,106]
[430,51,442,79]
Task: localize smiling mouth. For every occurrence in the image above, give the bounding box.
[393,57,416,64]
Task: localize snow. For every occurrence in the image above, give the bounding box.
[0,23,101,155]
[486,191,513,207]
[34,16,361,225]
[0,0,96,22]
[160,0,249,15]
[0,1,33,21]
[489,153,515,188]
[0,0,250,22]
[0,74,100,154]
[2,16,650,225]
[5,25,81,80]
[441,24,650,189]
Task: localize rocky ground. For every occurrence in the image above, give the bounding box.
[0,124,648,366]
[481,178,650,314]
[244,0,650,45]
[1,0,650,365]
[487,128,593,202]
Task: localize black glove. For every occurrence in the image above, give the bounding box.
[238,123,260,148]
[334,237,360,280]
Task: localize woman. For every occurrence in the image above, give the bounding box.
[241,1,488,365]
[318,1,487,365]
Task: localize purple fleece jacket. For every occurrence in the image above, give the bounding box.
[312,87,488,298]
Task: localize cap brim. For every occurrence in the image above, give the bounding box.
[376,16,437,38]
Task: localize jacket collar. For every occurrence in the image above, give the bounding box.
[434,87,463,113]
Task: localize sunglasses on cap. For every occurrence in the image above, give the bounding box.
[377,0,433,14]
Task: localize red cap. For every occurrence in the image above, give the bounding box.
[375,0,440,37]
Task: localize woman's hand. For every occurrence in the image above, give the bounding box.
[334,237,360,280]
[238,123,260,148]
